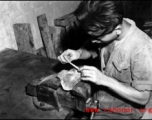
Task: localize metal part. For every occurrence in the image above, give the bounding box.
[90,100,99,119]
[67,59,79,70]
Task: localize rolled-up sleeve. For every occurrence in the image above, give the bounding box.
[131,45,152,91]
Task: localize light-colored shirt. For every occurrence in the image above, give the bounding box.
[91,18,152,119]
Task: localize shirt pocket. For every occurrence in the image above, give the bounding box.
[112,60,130,73]
[112,60,131,83]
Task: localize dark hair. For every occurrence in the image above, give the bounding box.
[74,0,124,37]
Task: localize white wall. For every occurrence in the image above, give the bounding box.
[0,1,80,51]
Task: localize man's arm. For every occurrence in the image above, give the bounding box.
[100,44,152,105]
[104,76,151,105]
[80,65,151,105]
[101,45,152,105]
[80,44,152,105]
[76,40,99,60]
[76,48,93,59]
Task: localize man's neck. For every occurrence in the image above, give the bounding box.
[116,19,131,41]
[104,19,131,57]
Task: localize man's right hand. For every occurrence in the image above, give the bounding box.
[57,49,81,64]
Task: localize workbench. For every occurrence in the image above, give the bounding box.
[0,48,75,119]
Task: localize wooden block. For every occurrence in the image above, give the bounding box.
[65,24,72,34]
[49,26,56,34]
[36,47,47,57]
[54,13,76,27]
[54,13,83,51]
[49,26,57,56]
[37,14,56,59]
[13,23,36,54]
[59,27,67,50]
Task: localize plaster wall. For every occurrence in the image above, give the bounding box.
[0,1,80,51]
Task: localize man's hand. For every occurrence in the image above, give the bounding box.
[58,49,81,64]
[80,66,108,86]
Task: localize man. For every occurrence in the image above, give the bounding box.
[58,1,152,119]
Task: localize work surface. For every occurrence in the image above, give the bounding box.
[0,49,74,119]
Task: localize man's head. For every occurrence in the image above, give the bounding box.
[74,0,124,43]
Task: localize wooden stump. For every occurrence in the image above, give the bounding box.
[13,23,36,54]
[36,47,47,57]
[54,12,86,51]
[37,14,56,59]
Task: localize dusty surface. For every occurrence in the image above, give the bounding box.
[0,49,72,119]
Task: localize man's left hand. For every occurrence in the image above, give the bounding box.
[79,65,108,86]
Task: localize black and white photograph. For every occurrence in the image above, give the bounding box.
[0,1,152,119]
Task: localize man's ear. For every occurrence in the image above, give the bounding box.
[115,25,122,36]
[115,25,122,30]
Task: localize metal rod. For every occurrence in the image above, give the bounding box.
[68,61,79,70]
[90,100,98,119]
[90,112,95,119]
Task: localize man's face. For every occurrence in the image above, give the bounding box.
[88,29,117,44]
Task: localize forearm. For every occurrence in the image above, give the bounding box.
[76,48,92,60]
[76,40,98,60]
[103,76,151,105]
